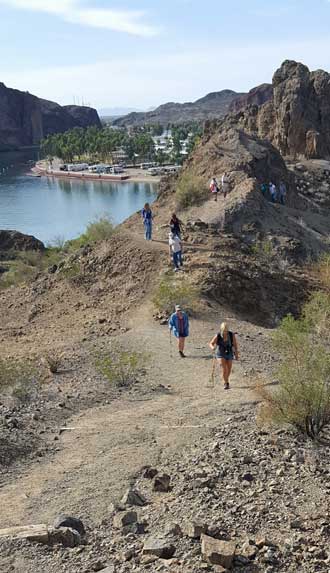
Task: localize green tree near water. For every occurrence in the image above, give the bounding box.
[41,126,155,164]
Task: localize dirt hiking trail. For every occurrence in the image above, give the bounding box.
[0,298,256,530]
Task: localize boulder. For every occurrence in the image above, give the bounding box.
[53,514,85,536]
[113,511,137,529]
[153,473,171,492]
[0,230,45,252]
[120,488,147,507]
[143,537,176,559]
[201,534,236,568]
[184,521,208,539]
[0,524,81,548]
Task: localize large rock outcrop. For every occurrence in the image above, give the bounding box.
[234,60,330,160]
[0,83,101,151]
[0,230,45,252]
[228,83,273,114]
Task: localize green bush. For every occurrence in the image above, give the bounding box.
[153,273,200,315]
[66,216,114,250]
[175,174,207,209]
[85,216,114,243]
[251,240,274,259]
[0,358,38,403]
[96,350,149,388]
[0,248,64,289]
[257,296,330,440]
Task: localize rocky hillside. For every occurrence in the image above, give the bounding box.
[232,60,330,160]
[228,83,273,113]
[113,90,244,127]
[0,82,101,151]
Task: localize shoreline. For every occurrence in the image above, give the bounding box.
[32,161,161,184]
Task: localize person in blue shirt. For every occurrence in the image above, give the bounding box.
[141,203,153,240]
[169,305,189,358]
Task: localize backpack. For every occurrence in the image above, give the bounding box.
[217,331,234,356]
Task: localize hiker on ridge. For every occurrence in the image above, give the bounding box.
[279,181,287,205]
[170,213,183,239]
[222,172,230,198]
[269,182,277,203]
[168,232,183,272]
[169,305,189,358]
[261,183,268,197]
[209,322,239,390]
[142,202,153,241]
[210,177,219,201]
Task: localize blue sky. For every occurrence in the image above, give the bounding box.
[0,0,329,111]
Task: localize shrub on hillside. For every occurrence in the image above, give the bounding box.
[0,248,64,289]
[256,300,330,440]
[0,358,38,404]
[44,351,62,374]
[175,174,207,209]
[153,273,200,315]
[96,350,149,388]
[67,216,114,250]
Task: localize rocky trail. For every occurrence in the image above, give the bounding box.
[0,296,255,530]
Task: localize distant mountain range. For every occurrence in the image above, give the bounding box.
[112,86,273,127]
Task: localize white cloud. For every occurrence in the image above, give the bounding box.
[0,0,158,36]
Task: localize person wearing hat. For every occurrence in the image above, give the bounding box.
[168,305,189,358]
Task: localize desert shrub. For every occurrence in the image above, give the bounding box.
[96,350,149,388]
[44,351,62,374]
[0,260,37,289]
[59,262,81,282]
[251,240,274,259]
[0,248,64,289]
[313,253,330,292]
[257,301,330,440]
[175,174,207,209]
[0,358,38,403]
[153,273,200,315]
[48,235,66,250]
[66,216,114,250]
[85,216,114,243]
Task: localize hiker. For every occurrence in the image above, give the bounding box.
[210,177,219,201]
[279,181,287,205]
[142,203,153,240]
[261,183,268,197]
[169,305,189,358]
[209,322,239,390]
[222,172,230,198]
[170,213,183,239]
[168,232,183,272]
[269,182,277,203]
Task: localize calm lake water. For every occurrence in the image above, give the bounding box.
[0,150,158,244]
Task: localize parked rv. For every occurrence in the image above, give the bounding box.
[67,163,89,172]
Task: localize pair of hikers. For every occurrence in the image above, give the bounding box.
[168,213,184,272]
[169,306,239,389]
[261,182,287,205]
[210,173,230,201]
